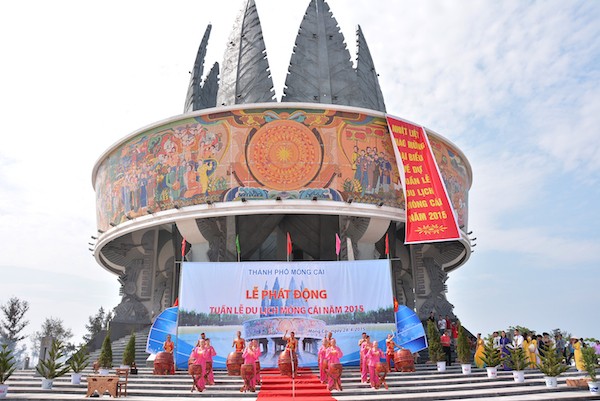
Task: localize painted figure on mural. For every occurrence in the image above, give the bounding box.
[97,110,463,224]
[351,145,359,173]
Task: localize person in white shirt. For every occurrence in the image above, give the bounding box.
[492,332,501,349]
[437,315,447,335]
[512,329,524,348]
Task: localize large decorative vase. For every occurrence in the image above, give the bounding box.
[436,361,446,372]
[512,370,525,383]
[41,378,53,390]
[544,376,558,388]
[226,352,243,376]
[395,349,415,372]
[0,384,8,399]
[461,363,472,375]
[588,381,599,394]
[71,373,82,385]
[278,351,298,377]
[153,352,174,375]
[486,366,498,379]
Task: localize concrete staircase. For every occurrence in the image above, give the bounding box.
[4,364,599,400]
[87,327,150,368]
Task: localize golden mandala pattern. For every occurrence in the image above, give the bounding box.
[247,120,322,190]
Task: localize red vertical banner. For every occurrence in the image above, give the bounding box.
[386,115,460,244]
[181,238,187,258]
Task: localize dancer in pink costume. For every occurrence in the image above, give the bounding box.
[204,338,217,385]
[240,340,259,392]
[251,340,262,386]
[366,341,385,389]
[360,335,371,383]
[190,339,207,392]
[326,338,344,391]
[318,337,330,383]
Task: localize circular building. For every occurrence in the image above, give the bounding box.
[91,0,472,338]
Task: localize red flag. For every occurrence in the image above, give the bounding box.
[181,238,187,258]
[173,298,179,307]
[286,232,293,256]
[393,297,399,313]
[335,233,341,256]
[385,233,389,255]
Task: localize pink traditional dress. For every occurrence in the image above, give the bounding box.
[366,346,385,389]
[360,342,370,383]
[325,345,344,391]
[205,345,217,385]
[190,346,207,392]
[241,346,259,392]
[318,344,329,383]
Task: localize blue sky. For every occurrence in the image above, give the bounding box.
[0,0,598,354]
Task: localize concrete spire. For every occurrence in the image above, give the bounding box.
[184,25,214,113]
[356,25,386,112]
[282,0,358,106]
[216,0,275,107]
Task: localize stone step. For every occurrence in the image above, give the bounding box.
[5,365,598,400]
[87,328,150,367]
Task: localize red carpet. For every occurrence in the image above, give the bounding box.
[256,368,335,401]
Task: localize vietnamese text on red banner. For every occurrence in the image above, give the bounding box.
[386,116,460,244]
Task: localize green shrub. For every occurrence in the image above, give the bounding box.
[122,333,136,366]
[35,340,71,379]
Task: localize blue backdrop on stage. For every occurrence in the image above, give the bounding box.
[146,306,179,355]
[395,305,427,353]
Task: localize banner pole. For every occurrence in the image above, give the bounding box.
[291,349,295,398]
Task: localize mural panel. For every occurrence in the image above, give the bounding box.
[94,107,469,230]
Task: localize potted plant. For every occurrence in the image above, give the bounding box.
[480,336,504,379]
[35,339,71,390]
[97,332,113,375]
[455,324,472,374]
[0,344,16,399]
[507,346,529,383]
[582,346,599,394]
[69,346,90,385]
[426,320,445,372]
[536,343,569,388]
[121,333,136,369]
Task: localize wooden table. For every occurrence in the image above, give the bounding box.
[86,375,119,397]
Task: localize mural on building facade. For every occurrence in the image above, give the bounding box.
[95,107,469,231]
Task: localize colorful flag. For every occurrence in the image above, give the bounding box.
[181,238,187,258]
[235,234,241,255]
[335,233,341,256]
[286,232,293,256]
[393,297,399,313]
[385,232,389,256]
[173,298,179,307]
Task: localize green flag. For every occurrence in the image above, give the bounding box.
[235,234,240,255]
